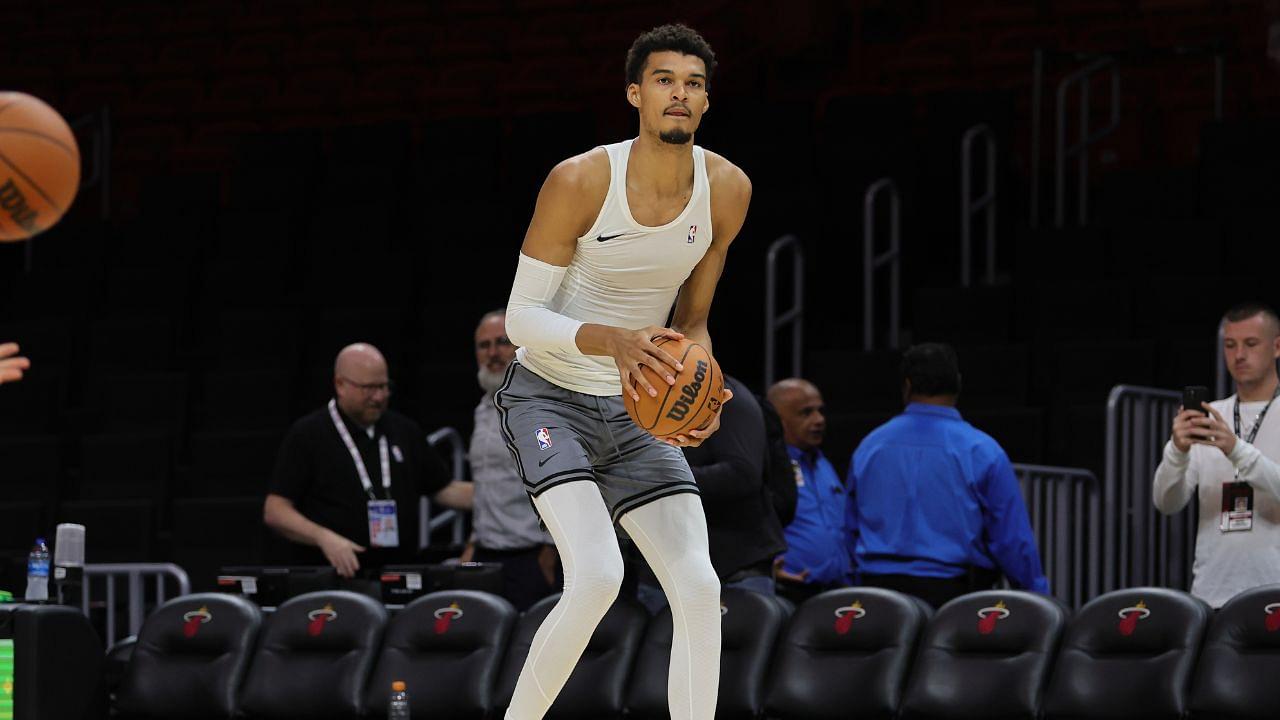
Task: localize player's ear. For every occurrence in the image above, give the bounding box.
[627,83,641,109]
[702,94,710,114]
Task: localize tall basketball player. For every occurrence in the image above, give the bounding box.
[496,24,750,720]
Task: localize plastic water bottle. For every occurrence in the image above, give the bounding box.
[388,680,409,719]
[25,538,50,602]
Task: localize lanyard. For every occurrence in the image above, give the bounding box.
[1233,385,1280,447]
[328,399,390,500]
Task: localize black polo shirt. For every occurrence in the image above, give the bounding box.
[269,403,450,569]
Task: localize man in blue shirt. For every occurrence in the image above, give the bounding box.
[848,343,1048,608]
[768,378,853,604]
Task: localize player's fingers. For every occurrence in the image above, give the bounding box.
[721,387,734,404]
[629,361,659,397]
[618,365,641,401]
[352,543,366,553]
[0,343,19,359]
[0,368,23,384]
[650,326,685,342]
[641,342,683,378]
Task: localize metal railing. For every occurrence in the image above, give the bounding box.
[1012,464,1100,608]
[423,426,467,549]
[1054,56,1120,228]
[863,178,900,351]
[1104,385,1193,593]
[960,124,997,287]
[764,234,804,389]
[82,563,190,648]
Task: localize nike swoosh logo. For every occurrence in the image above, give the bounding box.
[537,453,559,467]
[596,233,625,242]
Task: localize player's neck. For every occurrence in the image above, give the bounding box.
[1237,373,1279,402]
[630,132,695,197]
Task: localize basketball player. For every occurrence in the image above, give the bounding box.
[0,342,29,384]
[496,24,749,720]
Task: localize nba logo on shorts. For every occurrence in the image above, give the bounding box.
[535,427,553,450]
[687,225,697,243]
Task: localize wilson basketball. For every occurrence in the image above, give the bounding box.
[624,337,724,440]
[0,92,80,241]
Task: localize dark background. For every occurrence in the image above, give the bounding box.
[0,0,1278,589]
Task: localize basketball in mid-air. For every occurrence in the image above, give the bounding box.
[624,337,724,440]
[0,92,80,242]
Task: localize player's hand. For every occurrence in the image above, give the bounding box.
[607,326,685,402]
[1189,403,1237,456]
[318,530,365,578]
[0,343,30,385]
[1171,407,1203,453]
[665,387,733,448]
[773,557,810,584]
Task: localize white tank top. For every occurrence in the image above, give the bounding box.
[517,138,714,396]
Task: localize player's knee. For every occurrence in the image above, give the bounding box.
[566,557,624,610]
[671,558,721,608]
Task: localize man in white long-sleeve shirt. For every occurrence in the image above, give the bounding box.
[1153,302,1280,608]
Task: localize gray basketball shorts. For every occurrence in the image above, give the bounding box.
[492,361,699,523]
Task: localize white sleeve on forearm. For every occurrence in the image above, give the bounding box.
[1152,440,1196,514]
[505,253,584,356]
[1228,440,1280,503]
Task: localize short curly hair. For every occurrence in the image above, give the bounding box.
[625,23,717,88]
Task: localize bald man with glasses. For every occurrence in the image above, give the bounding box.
[265,343,474,577]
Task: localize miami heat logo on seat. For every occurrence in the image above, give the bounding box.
[181,606,212,638]
[434,602,463,634]
[1117,601,1150,636]
[833,601,865,635]
[307,604,338,637]
[977,600,1010,635]
[1264,602,1280,633]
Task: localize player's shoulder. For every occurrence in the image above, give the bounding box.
[544,146,611,196]
[702,148,751,197]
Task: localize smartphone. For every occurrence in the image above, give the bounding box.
[1183,385,1210,416]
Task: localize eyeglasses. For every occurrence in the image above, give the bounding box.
[476,336,513,352]
[339,376,394,394]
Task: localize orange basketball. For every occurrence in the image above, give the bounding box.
[0,92,80,241]
[624,337,724,440]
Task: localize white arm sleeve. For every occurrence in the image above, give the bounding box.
[1153,440,1196,514]
[1228,440,1280,503]
[505,252,585,356]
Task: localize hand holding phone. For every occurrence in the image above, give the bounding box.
[1182,386,1210,416]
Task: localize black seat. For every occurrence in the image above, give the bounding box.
[495,594,648,719]
[115,593,262,719]
[59,499,154,562]
[0,435,60,503]
[765,587,929,720]
[240,590,386,719]
[1043,587,1210,720]
[1189,583,1280,720]
[626,587,788,720]
[901,590,1069,720]
[363,590,516,719]
[79,432,171,500]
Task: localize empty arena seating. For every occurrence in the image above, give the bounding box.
[765,587,930,720]
[105,584,1280,719]
[115,593,262,719]
[362,590,516,718]
[1042,587,1211,720]
[1189,583,1280,720]
[239,590,387,719]
[627,587,788,720]
[901,590,1068,719]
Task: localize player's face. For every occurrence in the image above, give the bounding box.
[1223,314,1280,387]
[777,386,826,451]
[628,51,709,144]
[475,316,516,375]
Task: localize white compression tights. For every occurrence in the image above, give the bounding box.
[505,481,721,720]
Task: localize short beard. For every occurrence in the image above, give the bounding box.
[659,128,692,145]
[477,366,506,394]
